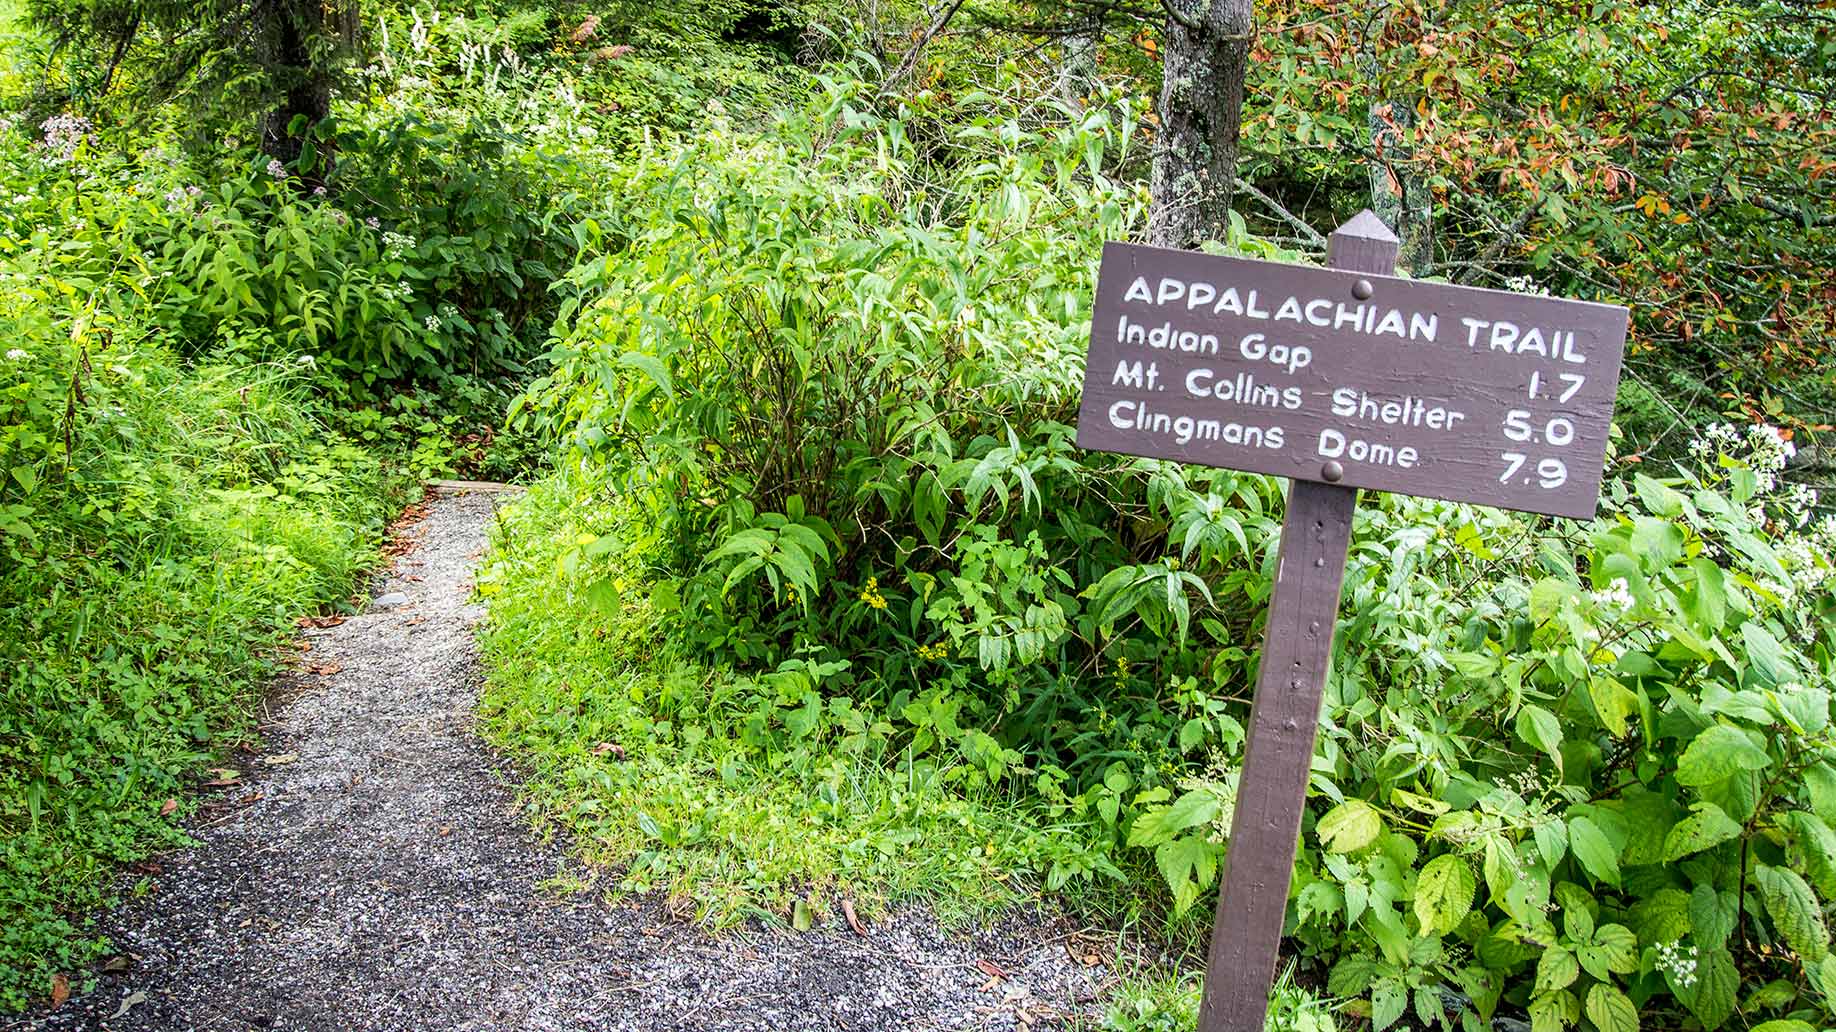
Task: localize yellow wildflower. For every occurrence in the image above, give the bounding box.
[859,576,886,610]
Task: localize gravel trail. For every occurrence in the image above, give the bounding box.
[13,488,1103,1032]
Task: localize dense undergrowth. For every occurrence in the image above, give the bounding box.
[4,0,1834,1026]
[0,307,401,1006]
[483,71,1836,1031]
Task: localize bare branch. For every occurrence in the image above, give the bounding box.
[878,0,968,94]
[1749,191,1836,228]
[1235,178,1326,250]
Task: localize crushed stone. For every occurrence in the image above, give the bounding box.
[10,489,1105,1031]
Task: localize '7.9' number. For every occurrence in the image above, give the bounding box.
[1500,452,1568,489]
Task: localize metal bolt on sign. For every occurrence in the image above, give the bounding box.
[1072,211,1629,1031]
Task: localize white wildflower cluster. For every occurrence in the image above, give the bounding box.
[1589,577,1635,615]
[5,348,28,361]
[1745,423,1796,490]
[1504,274,1551,297]
[376,281,414,303]
[162,184,202,211]
[1784,483,1819,527]
[1692,422,1796,492]
[1656,942,1699,988]
[38,113,93,161]
[1778,537,1829,596]
[266,158,289,180]
[381,230,416,260]
[365,216,382,230]
[423,314,441,331]
[1687,421,1741,460]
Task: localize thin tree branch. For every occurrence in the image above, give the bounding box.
[878,0,968,94]
[1235,177,1326,250]
[1749,192,1836,228]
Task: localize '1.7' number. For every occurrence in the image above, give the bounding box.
[1500,452,1568,489]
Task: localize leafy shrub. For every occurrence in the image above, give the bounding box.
[512,70,1836,1030]
[0,235,399,1008]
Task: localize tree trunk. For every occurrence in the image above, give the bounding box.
[256,0,332,168]
[1147,0,1254,250]
[1358,23,1432,273]
[1054,13,1101,108]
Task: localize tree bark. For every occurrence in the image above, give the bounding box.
[1054,12,1101,108]
[256,0,333,168]
[1147,0,1254,250]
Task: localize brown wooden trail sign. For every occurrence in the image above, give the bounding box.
[1072,211,1629,1032]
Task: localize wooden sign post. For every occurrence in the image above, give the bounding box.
[1072,211,1630,1031]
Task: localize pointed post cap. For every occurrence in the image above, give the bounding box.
[1331,209,1398,243]
[1327,209,1399,274]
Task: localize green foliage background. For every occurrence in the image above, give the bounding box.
[1,0,1832,1028]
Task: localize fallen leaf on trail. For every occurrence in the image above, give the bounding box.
[262,753,299,766]
[841,898,867,937]
[295,615,346,629]
[159,798,178,816]
[111,990,146,1019]
[100,955,131,973]
[203,769,241,786]
[307,662,342,676]
[50,974,68,1008]
[591,742,626,760]
[975,959,1010,980]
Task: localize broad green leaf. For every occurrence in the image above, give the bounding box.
[1535,945,1578,992]
[1414,854,1477,935]
[1516,705,1564,769]
[1753,864,1830,963]
[1584,983,1639,1032]
[1154,836,1221,914]
[1740,621,1791,685]
[1688,558,1727,632]
[1675,724,1772,786]
[1627,888,1692,944]
[1634,474,1683,516]
[1532,818,1568,869]
[1568,816,1620,887]
[1530,578,1575,622]
[1296,880,1342,926]
[1161,790,1222,833]
[1327,956,1376,996]
[1690,884,1737,950]
[1747,1022,1817,1032]
[1528,988,1577,1032]
[618,350,674,396]
[1318,799,1383,854]
[1673,946,1737,1027]
[1448,651,1498,679]
[1806,763,1836,824]
[1789,811,1836,900]
[1588,676,1639,738]
[1663,802,1743,861]
[1371,978,1406,1032]
[1577,924,1637,980]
